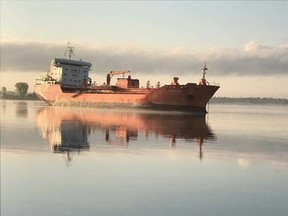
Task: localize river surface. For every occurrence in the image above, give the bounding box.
[1,100,288,216]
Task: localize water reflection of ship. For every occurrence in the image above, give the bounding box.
[55,120,90,163]
[35,107,215,161]
[35,109,90,165]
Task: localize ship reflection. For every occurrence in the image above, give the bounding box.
[35,108,215,163]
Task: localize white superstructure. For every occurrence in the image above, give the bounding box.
[48,58,92,88]
[38,42,93,88]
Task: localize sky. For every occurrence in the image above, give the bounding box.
[1,0,288,98]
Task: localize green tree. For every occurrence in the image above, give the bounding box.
[15,82,29,98]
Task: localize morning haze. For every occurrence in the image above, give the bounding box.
[1,2,288,216]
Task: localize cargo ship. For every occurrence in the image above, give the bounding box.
[34,44,219,113]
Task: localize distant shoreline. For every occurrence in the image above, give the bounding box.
[210,97,288,105]
[0,92,39,101]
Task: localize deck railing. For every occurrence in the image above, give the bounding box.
[35,79,56,85]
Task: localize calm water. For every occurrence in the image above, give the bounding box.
[1,100,288,216]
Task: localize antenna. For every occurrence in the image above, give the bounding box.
[202,62,208,79]
[64,42,75,60]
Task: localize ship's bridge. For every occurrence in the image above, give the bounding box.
[52,58,92,68]
[49,58,92,88]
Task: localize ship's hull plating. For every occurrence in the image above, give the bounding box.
[34,83,219,113]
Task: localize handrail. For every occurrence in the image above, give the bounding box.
[209,82,220,86]
[35,79,56,85]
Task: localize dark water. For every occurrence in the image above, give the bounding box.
[1,100,288,216]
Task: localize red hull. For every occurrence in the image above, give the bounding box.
[34,83,219,112]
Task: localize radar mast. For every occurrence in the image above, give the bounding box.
[64,42,75,60]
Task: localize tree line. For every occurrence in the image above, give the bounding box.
[0,82,39,100]
[210,97,288,105]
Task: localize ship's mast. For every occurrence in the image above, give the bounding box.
[199,63,208,86]
[64,42,75,60]
[202,63,208,80]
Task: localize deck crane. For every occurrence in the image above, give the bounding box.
[106,70,130,85]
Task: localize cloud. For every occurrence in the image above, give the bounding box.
[1,40,288,76]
